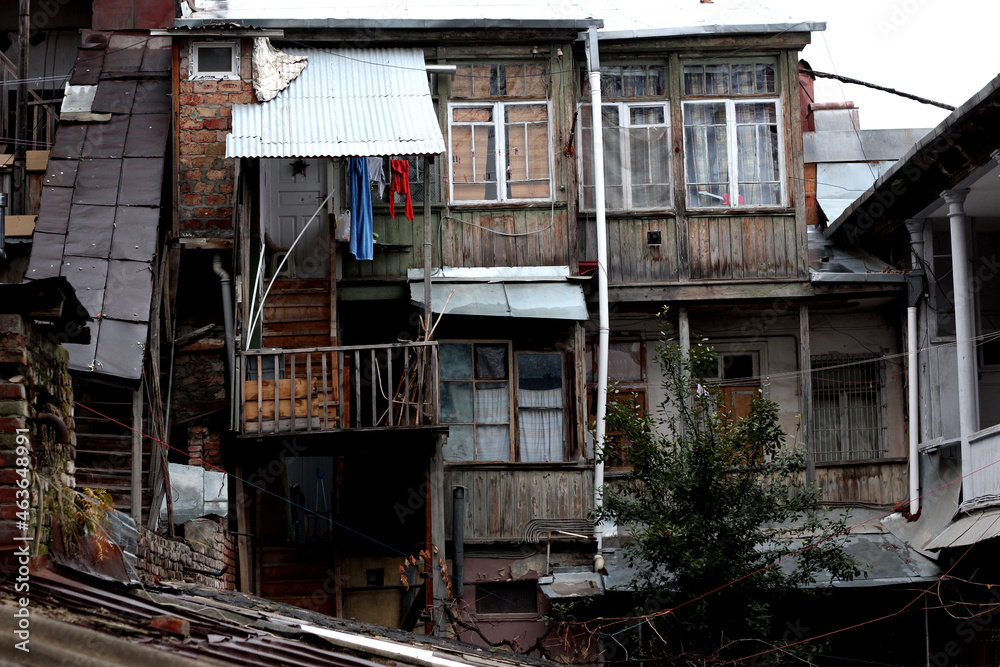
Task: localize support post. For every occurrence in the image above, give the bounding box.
[423,156,433,338]
[943,189,977,486]
[131,388,143,524]
[452,486,465,600]
[234,464,253,593]
[13,0,29,214]
[428,432,447,635]
[799,302,814,485]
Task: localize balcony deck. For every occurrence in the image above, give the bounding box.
[237,341,439,436]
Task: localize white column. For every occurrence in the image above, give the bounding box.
[943,189,977,483]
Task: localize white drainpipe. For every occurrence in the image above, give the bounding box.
[943,189,977,485]
[908,305,919,514]
[584,26,609,551]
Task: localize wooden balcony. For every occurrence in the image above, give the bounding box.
[238,342,439,436]
[964,424,1000,510]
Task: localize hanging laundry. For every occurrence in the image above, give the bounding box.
[389,159,414,221]
[348,157,374,260]
[368,157,387,198]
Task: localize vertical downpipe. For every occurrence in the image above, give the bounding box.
[908,305,919,514]
[213,255,236,401]
[585,27,609,552]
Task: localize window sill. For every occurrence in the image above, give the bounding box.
[444,460,590,470]
[814,456,908,469]
[686,207,794,217]
[448,201,564,209]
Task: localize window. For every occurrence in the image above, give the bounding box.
[682,60,783,208]
[371,156,441,206]
[440,343,566,462]
[448,63,551,203]
[191,41,238,79]
[475,581,538,615]
[697,352,760,422]
[587,340,646,469]
[811,355,887,463]
[579,103,671,211]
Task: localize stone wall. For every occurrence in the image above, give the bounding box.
[135,516,236,590]
[176,38,254,238]
[0,314,76,571]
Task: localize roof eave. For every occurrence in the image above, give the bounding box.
[173,17,603,30]
[596,21,825,41]
[826,72,1000,243]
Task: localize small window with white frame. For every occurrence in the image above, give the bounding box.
[681,59,784,209]
[190,41,239,79]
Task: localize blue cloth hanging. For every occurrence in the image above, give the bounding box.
[348,157,374,261]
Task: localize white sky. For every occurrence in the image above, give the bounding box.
[188,0,998,131]
[758,0,998,130]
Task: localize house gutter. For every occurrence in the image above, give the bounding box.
[583,26,609,552]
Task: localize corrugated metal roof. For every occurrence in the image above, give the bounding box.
[227,48,446,158]
[924,508,1000,550]
[408,279,589,320]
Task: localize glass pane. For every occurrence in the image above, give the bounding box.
[755,63,776,93]
[476,345,508,379]
[476,426,511,460]
[444,425,475,461]
[518,409,564,462]
[684,103,728,208]
[506,104,547,123]
[704,64,729,94]
[649,66,666,96]
[453,107,493,122]
[722,354,754,380]
[197,46,232,73]
[475,382,509,424]
[440,344,472,379]
[731,64,754,94]
[630,106,665,125]
[441,382,473,423]
[608,342,642,382]
[518,353,563,396]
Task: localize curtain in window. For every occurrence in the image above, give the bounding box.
[517,353,565,462]
[474,384,509,460]
[735,102,780,206]
[519,408,564,462]
[683,102,728,207]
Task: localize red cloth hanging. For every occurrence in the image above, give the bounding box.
[389,159,414,221]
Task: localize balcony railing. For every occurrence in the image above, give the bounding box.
[238,342,439,436]
[963,424,1000,511]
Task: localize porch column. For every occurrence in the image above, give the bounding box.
[799,302,814,485]
[943,189,977,481]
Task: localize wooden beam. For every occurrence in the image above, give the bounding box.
[799,302,814,485]
[429,432,447,635]
[131,388,143,524]
[234,464,253,594]
[609,281,813,303]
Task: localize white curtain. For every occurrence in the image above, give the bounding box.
[518,388,564,462]
[475,386,510,460]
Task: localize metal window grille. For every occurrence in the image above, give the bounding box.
[811,355,887,463]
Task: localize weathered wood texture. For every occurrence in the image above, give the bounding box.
[341,207,571,279]
[578,214,802,283]
[815,458,908,507]
[262,278,332,349]
[444,465,593,541]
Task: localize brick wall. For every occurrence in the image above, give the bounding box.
[177,39,255,238]
[135,517,236,590]
[186,425,223,470]
[0,314,75,572]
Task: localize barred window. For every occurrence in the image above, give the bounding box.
[811,355,887,463]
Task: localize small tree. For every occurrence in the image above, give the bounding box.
[594,314,858,664]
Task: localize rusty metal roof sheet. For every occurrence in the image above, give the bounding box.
[25,31,170,382]
[7,567,554,667]
[228,48,446,158]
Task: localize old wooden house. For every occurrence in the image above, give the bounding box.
[16,0,963,660]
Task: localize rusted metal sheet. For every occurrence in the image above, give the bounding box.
[815,458,908,506]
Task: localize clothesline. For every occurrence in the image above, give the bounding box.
[347,156,416,260]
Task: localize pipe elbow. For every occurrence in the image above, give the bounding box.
[212,254,231,283]
[36,412,70,444]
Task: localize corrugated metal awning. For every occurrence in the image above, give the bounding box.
[924,508,1000,550]
[227,48,445,158]
[408,267,589,320]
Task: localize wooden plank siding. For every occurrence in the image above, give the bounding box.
[578,214,802,283]
[815,459,909,507]
[341,207,572,279]
[444,465,593,541]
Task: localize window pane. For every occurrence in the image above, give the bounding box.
[476,382,509,423]
[519,409,564,462]
[630,106,664,125]
[735,102,780,206]
[476,345,508,379]
[722,354,754,380]
[608,342,643,382]
[684,102,728,207]
[197,46,233,73]
[504,104,549,199]
[440,344,473,379]
[755,63,776,94]
[450,107,498,201]
[441,382,473,423]
[444,424,475,461]
[518,353,563,394]
[477,425,511,460]
[453,107,493,122]
[731,64,754,94]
